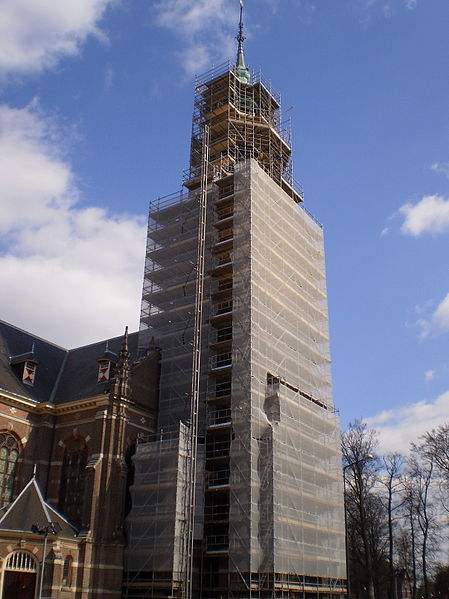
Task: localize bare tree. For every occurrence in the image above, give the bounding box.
[395,526,416,599]
[399,476,419,599]
[432,563,449,599]
[407,446,437,599]
[422,422,449,512]
[380,454,405,599]
[342,421,381,599]
[422,422,449,478]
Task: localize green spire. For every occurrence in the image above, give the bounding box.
[235,0,250,84]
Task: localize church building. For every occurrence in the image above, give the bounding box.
[0,321,159,598]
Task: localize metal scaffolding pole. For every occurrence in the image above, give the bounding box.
[184,124,210,599]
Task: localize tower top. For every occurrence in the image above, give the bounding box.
[235,0,250,84]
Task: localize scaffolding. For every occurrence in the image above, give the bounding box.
[138,186,212,430]
[185,124,211,599]
[183,61,303,204]
[123,424,205,599]
[128,61,346,599]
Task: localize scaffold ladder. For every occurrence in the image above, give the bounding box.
[184,124,210,599]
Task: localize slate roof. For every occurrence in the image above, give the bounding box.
[0,475,77,537]
[52,332,139,405]
[0,321,66,403]
[0,320,152,406]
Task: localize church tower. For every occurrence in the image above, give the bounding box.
[124,5,346,598]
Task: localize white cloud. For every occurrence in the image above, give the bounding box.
[431,162,449,179]
[399,194,449,236]
[365,390,449,454]
[382,2,394,18]
[351,0,420,20]
[104,65,114,90]
[355,0,418,15]
[0,0,115,79]
[413,299,435,316]
[153,0,239,74]
[154,0,418,72]
[0,102,146,348]
[0,101,76,234]
[419,293,449,338]
[425,369,435,382]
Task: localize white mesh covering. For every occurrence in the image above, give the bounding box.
[124,423,205,596]
[131,159,346,598]
[227,161,345,585]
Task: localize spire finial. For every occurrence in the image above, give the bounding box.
[123,326,129,354]
[235,0,250,83]
[110,326,131,400]
[237,0,244,63]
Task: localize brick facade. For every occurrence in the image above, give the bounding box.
[0,322,158,598]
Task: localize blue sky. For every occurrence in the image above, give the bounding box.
[0,0,448,452]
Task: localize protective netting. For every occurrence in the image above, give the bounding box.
[124,423,205,597]
[227,161,345,584]
[129,160,345,598]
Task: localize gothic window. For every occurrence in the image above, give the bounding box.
[0,433,19,508]
[58,438,87,529]
[62,556,73,587]
[124,443,136,517]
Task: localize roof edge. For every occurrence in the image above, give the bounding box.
[0,320,67,351]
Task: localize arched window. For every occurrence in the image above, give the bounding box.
[62,556,73,587]
[5,551,37,572]
[58,438,87,529]
[2,551,37,599]
[0,433,19,508]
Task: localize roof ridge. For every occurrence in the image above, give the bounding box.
[0,475,77,535]
[0,320,67,350]
[0,477,35,527]
[32,478,52,523]
[67,329,139,352]
[45,502,77,530]
[49,350,70,403]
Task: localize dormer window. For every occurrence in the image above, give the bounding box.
[97,344,118,383]
[22,360,37,386]
[97,360,111,383]
[10,349,38,387]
